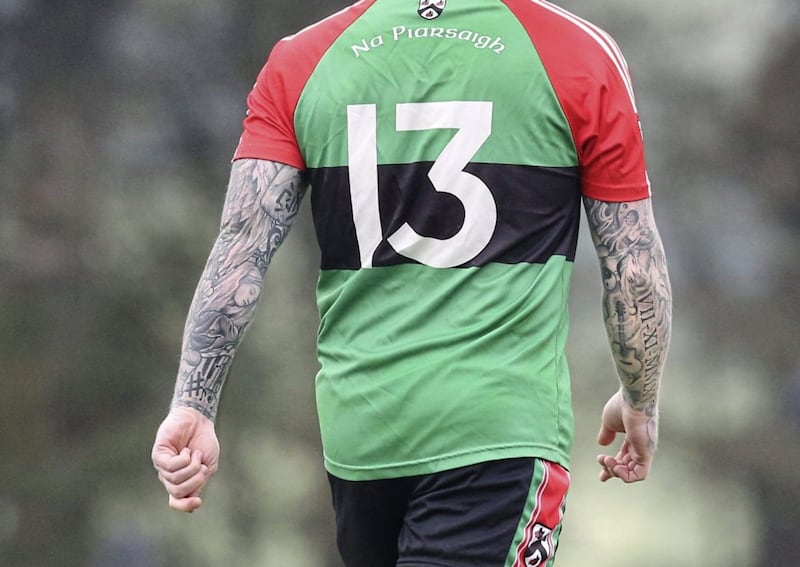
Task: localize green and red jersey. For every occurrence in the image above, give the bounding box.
[235,0,651,480]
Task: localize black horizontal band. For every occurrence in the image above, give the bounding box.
[309,162,581,269]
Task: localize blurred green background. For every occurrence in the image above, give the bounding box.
[1,0,798,565]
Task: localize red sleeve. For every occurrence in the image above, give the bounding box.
[564,58,651,202]
[233,40,306,169]
[232,0,377,170]
[504,0,651,202]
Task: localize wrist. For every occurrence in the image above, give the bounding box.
[618,389,658,416]
[171,399,217,422]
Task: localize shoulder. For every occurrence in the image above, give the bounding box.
[271,0,376,60]
[509,1,626,60]
[253,0,376,109]
[507,0,635,100]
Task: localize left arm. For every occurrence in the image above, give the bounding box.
[584,196,672,483]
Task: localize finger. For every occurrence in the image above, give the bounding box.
[157,450,204,485]
[158,465,211,490]
[614,468,645,483]
[168,493,203,513]
[612,460,649,483]
[597,455,617,482]
[617,441,632,463]
[152,446,192,472]
[624,441,654,473]
[627,437,652,464]
[597,454,615,468]
[159,465,210,499]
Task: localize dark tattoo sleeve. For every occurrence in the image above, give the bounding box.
[584,197,672,412]
[171,159,309,420]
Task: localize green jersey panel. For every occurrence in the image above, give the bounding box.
[294,0,578,168]
[316,260,574,479]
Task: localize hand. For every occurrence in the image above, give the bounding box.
[152,405,220,512]
[596,390,658,483]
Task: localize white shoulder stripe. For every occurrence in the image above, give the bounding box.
[530,0,638,111]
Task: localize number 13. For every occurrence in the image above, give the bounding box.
[346,101,497,269]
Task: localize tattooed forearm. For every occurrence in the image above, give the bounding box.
[584,197,672,412]
[172,159,309,420]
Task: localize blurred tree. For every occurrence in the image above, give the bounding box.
[721,24,800,566]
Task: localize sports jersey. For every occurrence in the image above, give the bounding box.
[234,0,651,481]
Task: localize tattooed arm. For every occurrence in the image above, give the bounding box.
[584,196,672,483]
[152,158,309,512]
[172,158,308,419]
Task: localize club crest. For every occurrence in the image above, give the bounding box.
[524,524,553,567]
[418,0,446,20]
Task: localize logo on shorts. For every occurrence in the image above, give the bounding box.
[418,0,446,20]
[524,524,553,567]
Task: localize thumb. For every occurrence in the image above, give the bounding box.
[597,425,616,447]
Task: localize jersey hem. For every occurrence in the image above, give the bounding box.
[581,182,650,203]
[324,444,571,481]
[232,144,306,170]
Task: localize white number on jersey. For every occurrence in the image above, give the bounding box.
[346,101,497,268]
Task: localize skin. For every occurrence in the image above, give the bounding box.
[151,161,672,511]
[151,158,308,512]
[170,159,308,421]
[584,196,672,483]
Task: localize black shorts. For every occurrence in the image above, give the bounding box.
[328,457,570,567]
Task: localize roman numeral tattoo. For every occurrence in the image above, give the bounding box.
[584,197,672,414]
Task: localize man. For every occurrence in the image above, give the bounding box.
[152,1,672,566]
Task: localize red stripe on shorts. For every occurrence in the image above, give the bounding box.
[513,460,570,566]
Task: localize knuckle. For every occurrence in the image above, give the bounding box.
[159,470,178,485]
[173,485,197,499]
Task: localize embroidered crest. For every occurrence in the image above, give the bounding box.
[524,524,553,567]
[418,0,446,20]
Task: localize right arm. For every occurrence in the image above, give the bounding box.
[151,158,308,512]
[584,196,672,482]
[171,158,308,421]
